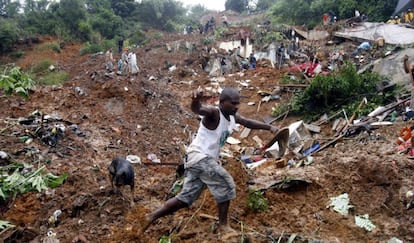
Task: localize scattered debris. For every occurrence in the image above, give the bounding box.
[355,214,376,231]
[327,193,354,216]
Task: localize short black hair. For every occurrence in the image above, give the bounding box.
[220,87,239,102]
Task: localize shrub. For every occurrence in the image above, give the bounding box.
[32,59,54,74]
[247,189,268,212]
[37,42,61,53]
[36,71,69,86]
[10,51,25,59]
[289,62,386,118]
[0,65,35,99]
[80,42,103,55]
[202,36,215,46]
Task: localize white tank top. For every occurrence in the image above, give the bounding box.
[187,108,236,160]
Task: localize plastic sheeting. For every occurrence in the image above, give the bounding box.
[394,0,414,15]
[334,22,414,45]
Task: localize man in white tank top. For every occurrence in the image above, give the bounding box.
[141,87,279,238]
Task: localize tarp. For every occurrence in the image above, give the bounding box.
[293,27,329,41]
[334,22,414,45]
[394,0,414,15]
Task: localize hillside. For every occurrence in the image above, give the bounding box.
[0,25,414,243]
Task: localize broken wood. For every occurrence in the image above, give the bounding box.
[142,162,182,166]
[263,110,289,125]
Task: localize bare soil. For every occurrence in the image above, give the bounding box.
[1,29,414,243]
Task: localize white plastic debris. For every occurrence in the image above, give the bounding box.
[168,65,177,72]
[327,193,354,216]
[355,214,376,231]
[387,237,403,243]
[147,153,160,163]
[126,155,141,164]
[226,136,241,145]
[0,151,8,159]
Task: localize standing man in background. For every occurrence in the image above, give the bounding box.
[404,55,414,110]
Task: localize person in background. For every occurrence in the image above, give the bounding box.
[404,55,414,110]
[121,48,128,76]
[221,14,228,27]
[220,56,227,75]
[249,52,257,69]
[130,51,139,75]
[105,48,114,72]
[118,39,124,53]
[140,87,279,239]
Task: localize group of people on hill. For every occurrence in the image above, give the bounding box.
[104,47,139,76]
[387,9,414,24]
[218,47,258,75]
[184,15,229,36]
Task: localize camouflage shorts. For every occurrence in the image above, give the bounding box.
[176,156,236,205]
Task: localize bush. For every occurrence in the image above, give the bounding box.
[80,42,103,55]
[36,71,69,86]
[247,189,268,212]
[289,62,386,118]
[38,42,61,53]
[32,59,54,74]
[0,19,20,53]
[10,51,25,59]
[202,36,215,46]
[0,65,35,99]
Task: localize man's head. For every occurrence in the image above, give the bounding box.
[219,88,240,116]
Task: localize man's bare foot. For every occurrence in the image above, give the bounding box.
[217,224,238,240]
[139,214,153,234]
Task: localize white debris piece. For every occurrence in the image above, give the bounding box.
[327,193,354,216]
[355,214,376,231]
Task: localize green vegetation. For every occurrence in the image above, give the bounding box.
[0,220,15,230]
[80,42,103,55]
[0,66,35,99]
[247,189,268,212]
[280,62,395,120]
[0,163,68,202]
[37,71,69,86]
[159,235,173,243]
[268,0,398,28]
[0,0,400,56]
[38,42,61,53]
[32,59,54,74]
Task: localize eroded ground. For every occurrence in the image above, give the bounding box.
[1,31,414,243]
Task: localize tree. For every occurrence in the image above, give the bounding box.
[225,0,247,13]
[89,9,122,39]
[186,4,210,25]
[0,0,20,18]
[111,0,137,19]
[0,18,19,52]
[256,0,278,11]
[270,0,313,26]
[135,0,186,31]
[24,0,49,13]
[54,0,88,39]
[85,0,112,14]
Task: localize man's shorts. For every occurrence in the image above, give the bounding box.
[176,156,236,205]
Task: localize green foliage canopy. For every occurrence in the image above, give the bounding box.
[225,0,247,13]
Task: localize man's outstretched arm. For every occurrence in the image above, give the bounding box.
[235,114,278,133]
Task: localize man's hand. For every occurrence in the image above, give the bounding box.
[191,86,204,100]
[269,126,279,133]
[404,55,409,62]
